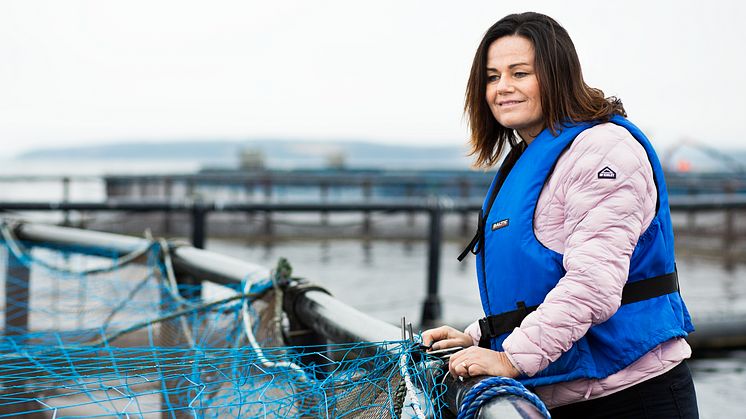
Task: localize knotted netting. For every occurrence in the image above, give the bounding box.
[0,222,447,418]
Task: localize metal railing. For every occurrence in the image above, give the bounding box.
[1,199,461,326]
[1,220,537,418]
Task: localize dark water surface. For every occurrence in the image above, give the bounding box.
[208,238,746,418]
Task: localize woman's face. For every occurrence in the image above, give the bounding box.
[485,35,544,142]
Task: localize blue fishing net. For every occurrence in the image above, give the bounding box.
[0,230,446,418]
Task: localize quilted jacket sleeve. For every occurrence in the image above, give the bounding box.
[501,123,656,377]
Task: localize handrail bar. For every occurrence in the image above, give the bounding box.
[15,222,147,255]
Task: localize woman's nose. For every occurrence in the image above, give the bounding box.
[496,75,514,93]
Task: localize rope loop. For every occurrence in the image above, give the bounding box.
[457,376,550,419]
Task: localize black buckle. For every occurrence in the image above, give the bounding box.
[478,301,538,341]
[478,317,492,338]
[516,301,528,314]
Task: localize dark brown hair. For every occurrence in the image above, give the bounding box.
[465,12,626,168]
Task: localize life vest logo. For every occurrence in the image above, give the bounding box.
[491,219,509,231]
[597,166,617,179]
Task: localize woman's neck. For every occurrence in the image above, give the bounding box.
[515,130,531,145]
[517,128,542,144]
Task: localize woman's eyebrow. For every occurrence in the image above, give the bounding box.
[486,62,531,72]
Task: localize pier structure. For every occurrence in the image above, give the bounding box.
[2,174,744,258]
[0,169,745,326]
[100,170,746,268]
[1,195,745,328]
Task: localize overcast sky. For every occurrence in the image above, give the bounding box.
[0,0,744,160]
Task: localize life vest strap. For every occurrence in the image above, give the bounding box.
[478,271,680,344]
[457,231,480,262]
[457,209,483,262]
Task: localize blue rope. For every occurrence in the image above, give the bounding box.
[457,376,551,419]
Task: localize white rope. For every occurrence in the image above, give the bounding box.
[399,353,426,419]
[240,276,310,383]
[158,238,193,307]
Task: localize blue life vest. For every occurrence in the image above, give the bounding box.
[473,115,694,387]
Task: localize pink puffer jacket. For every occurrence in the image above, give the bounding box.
[465,122,691,408]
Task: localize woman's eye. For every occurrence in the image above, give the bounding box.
[514,72,528,78]
[487,74,500,82]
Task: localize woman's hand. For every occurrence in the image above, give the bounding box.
[421,325,473,351]
[448,346,520,379]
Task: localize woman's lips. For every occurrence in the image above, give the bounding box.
[499,100,524,107]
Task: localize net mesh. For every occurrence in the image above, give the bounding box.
[0,228,445,418]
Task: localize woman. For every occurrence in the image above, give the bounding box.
[422,12,699,418]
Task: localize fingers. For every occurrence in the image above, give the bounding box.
[431,338,467,351]
[420,326,452,347]
[460,360,471,378]
[460,348,519,378]
[447,347,495,379]
[421,326,451,349]
[448,347,469,367]
[448,355,471,379]
[447,348,469,378]
[421,326,472,351]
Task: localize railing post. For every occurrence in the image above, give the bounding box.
[186,178,195,199]
[406,183,416,232]
[362,179,372,236]
[104,176,115,200]
[263,177,273,238]
[320,182,329,227]
[191,202,207,249]
[1,246,41,418]
[4,246,30,343]
[460,178,471,236]
[421,199,443,328]
[723,182,736,270]
[62,176,71,226]
[162,177,173,235]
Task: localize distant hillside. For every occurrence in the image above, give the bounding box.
[17,139,746,172]
[17,139,473,170]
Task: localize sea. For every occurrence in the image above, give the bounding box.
[1,158,744,417]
